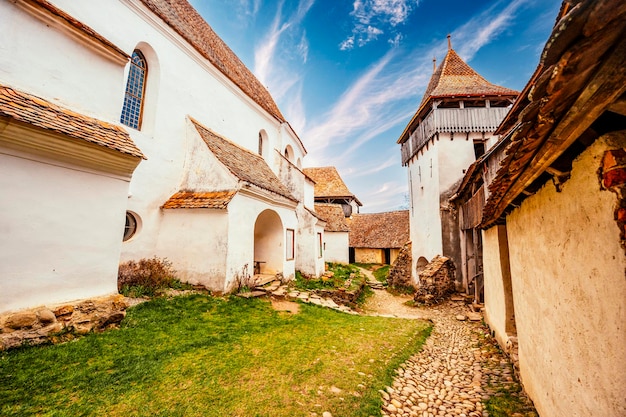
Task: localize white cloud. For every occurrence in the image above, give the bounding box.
[254,0,315,109]
[358,180,408,213]
[284,84,307,134]
[297,31,309,63]
[353,0,417,26]
[388,33,402,47]
[306,0,531,171]
[359,25,384,46]
[339,36,355,51]
[345,152,398,179]
[238,0,261,18]
[340,0,419,49]
[453,0,529,61]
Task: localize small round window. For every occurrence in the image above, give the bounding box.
[123,211,138,241]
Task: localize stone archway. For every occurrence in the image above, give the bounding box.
[253,209,284,275]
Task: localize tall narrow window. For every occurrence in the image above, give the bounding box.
[258,132,263,156]
[120,50,147,129]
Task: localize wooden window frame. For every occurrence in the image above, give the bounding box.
[318,232,323,258]
[286,229,295,261]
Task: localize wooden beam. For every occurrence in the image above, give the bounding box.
[488,36,626,224]
[607,97,626,117]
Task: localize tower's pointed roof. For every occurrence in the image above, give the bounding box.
[398,43,518,144]
[420,48,518,106]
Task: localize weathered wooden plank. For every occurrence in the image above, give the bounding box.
[486,36,626,226]
[607,98,626,117]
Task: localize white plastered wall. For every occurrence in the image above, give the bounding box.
[44,0,314,278]
[323,231,349,264]
[505,135,626,417]
[408,142,442,281]
[482,225,515,348]
[0,151,131,313]
[296,205,325,276]
[155,209,229,290]
[225,193,298,292]
[0,2,126,121]
[408,133,477,282]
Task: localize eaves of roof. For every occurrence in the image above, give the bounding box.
[190,118,297,202]
[0,84,144,159]
[16,0,129,64]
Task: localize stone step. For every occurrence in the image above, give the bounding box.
[253,274,277,287]
[236,290,266,298]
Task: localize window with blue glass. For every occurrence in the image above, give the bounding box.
[120,50,147,129]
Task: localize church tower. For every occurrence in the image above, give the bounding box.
[398,37,518,288]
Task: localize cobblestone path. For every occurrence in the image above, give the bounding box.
[361,288,537,417]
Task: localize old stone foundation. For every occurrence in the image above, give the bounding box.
[0,294,130,350]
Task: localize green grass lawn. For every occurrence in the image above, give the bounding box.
[0,295,431,417]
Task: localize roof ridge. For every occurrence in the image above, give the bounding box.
[189,117,296,202]
[139,0,285,122]
[189,117,265,162]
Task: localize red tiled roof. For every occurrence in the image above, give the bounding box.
[140,0,285,122]
[190,119,296,201]
[421,48,518,104]
[0,85,144,158]
[314,203,350,232]
[481,0,626,227]
[349,210,410,248]
[162,190,236,209]
[303,166,361,205]
[397,47,519,145]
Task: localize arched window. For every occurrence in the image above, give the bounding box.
[284,144,294,162]
[120,50,147,129]
[258,130,268,158]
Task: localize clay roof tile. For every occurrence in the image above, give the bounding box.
[190,118,296,201]
[161,190,236,209]
[348,211,410,248]
[302,166,361,205]
[140,0,285,122]
[0,84,143,158]
[314,203,350,232]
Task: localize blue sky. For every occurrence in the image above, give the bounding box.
[190,0,561,212]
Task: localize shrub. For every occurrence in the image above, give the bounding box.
[118,257,177,297]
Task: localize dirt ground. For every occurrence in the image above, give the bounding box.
[361,289,425,319]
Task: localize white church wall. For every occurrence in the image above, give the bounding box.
[0,1,127,123]
[0,150,131,313]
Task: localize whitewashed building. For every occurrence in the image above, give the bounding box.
[303,166,361,264]
[0,0,323,313]
[313,203,350,264]
[0,0,144,312]
[398,39,518,289]
[454,1,626,415]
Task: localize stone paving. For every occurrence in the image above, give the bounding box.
[244,269,537,417]
[379,300,537,417]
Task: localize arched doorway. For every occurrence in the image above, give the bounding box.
[253,209,284,275]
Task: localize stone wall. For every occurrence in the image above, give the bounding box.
[414,255,456,305]
[0,294,130,350]
[387,241,413,289]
